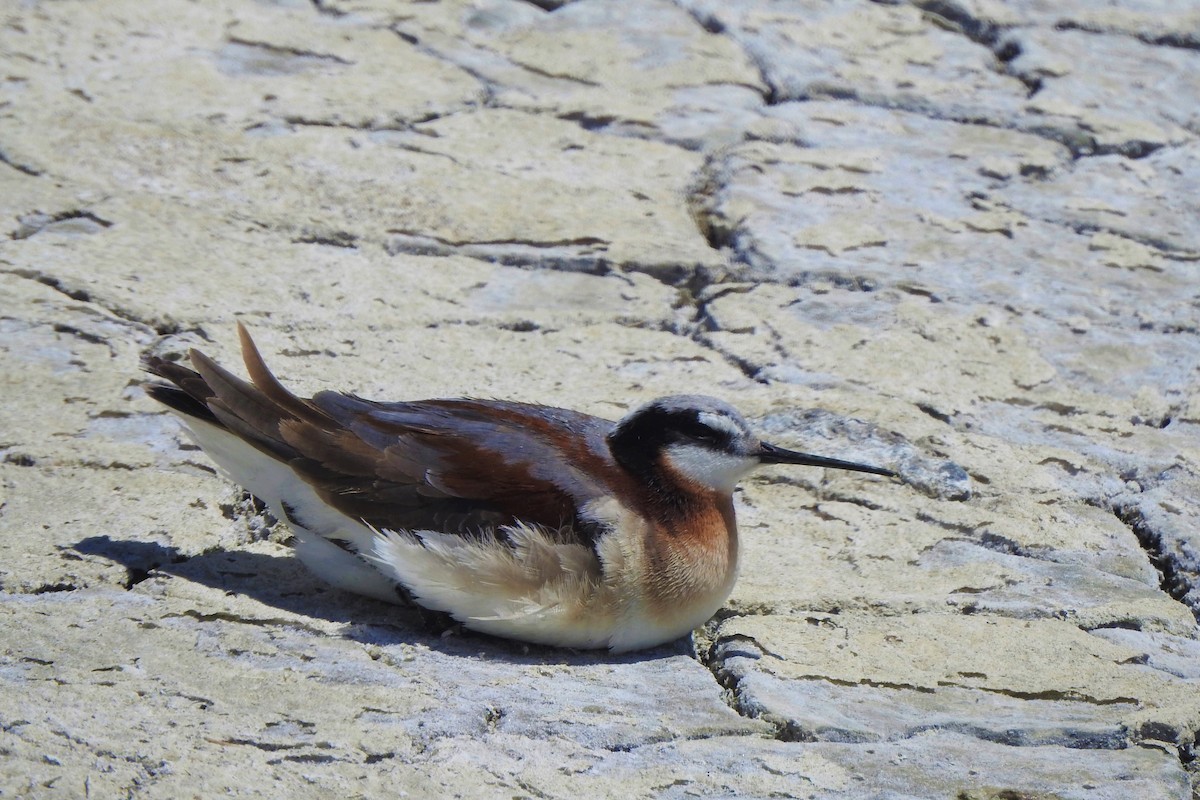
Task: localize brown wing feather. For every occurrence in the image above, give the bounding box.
[236,322,334,427]
[145,326,622,540]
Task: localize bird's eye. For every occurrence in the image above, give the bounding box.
[679,421,722,444]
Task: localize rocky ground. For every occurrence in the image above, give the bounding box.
[2,0,1199,797]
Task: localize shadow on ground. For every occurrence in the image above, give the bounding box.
[70,534,688,666]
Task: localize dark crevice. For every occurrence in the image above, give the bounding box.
[308,0,348,17]
[671,2,778,105]
[388,233,609,250]
[11,210,113,241]
[1181,737,1198,783]
[785,271,879,292]
[687,282,775,385]
[993,38,1022,64]
[174,609,329,636]
[741,50,781,106]
[0,149,42,177]
[225,37,353,66]
[692,9,725,35]
[363,751,398,764]
[916,403,953,425]
[913,511,1028,556]
[280,116,355,129]
[107,547,190,591]
[32,582,77,594]
[215,737,328,753]
[506,60,602,88]
[681,148,744,275]
[908,2,1051,113]
[384,232,612,275]
[1094,139,1165,160]
[694,332,765,384]
[1088,224,1191,256]
[392,28,419,45]
[1016,74,1044,100]
[694,616,797,739]
[683,150,784,278]
[559,110,619,131]
[28,273,92,303]
[292,231,358,249]
[386,230,727,291]
[684,148,736,258]
[52,322,106,346]
[802,77,1166,163]
[1141,32,1200,51]
[273,753,338,765]
[123,567,153,590]
[387,26,501,109]
[912,0,1004,47]
[1053,20,1200,52]
[518,0,570,10]
[1110,501,1197,621]
[2,267,185,336]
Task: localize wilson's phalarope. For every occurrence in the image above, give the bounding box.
[144,324,896,652]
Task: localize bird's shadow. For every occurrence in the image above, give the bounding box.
[70,535,687,666]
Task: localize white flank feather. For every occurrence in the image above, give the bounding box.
[370,523,624,650]
[180,418,401,604]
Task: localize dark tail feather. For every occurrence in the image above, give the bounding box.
[142,355,220,424]
[142,325,331,461]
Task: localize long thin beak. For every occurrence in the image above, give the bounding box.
[758,441,897,478]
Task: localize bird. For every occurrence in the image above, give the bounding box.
[143,323,897,652]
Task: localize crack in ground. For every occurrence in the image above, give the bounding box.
[1053,20,1200,53]
[291,230,358,249]
[0,149,43,177]
[910,2,1186,159]
[384,24,501,107]
[906,2,1163,157]
[807,89,1152,160]
[910,0,1006,48]
[693,614,791,738]
[1109,500,1198,622]
[168,609,330,637]
[1017,210,1198,259]
[686,282,774,383]
[2,267,176,336]
[385,228,730,290]
[696,621,1157,752]
[384,232,615,276]
[671,1,779,105]
[678,0,1168,163]
[224,36,353,66]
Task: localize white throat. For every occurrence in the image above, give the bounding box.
[662,443,758,493]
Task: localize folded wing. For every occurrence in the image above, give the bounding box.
[144,324,618,546]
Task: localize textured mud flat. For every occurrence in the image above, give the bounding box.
[2,1,1198,797]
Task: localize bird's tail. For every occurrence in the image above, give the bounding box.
[142,322,332,460]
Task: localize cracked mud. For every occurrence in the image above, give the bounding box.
[2,1,1199,798]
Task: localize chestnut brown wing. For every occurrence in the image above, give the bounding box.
[294,393,621,540]
[146,324,620,542]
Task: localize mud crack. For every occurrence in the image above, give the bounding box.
[1110,500,1198,622]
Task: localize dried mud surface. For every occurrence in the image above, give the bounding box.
[2,1,1198,797]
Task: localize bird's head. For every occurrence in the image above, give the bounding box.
[608,395,895,494]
